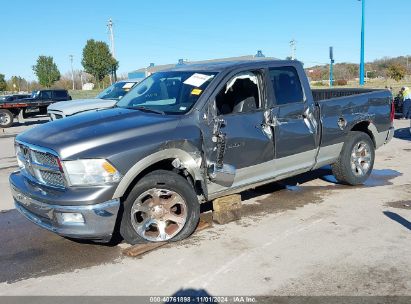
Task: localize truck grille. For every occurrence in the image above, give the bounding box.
[32,150,59,167]
[16,142,66,188]
[39,170,65,187]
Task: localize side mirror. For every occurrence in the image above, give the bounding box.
[208,163,236,187]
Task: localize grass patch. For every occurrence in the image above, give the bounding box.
[68,90,100,100]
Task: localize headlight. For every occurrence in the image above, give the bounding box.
[14,143,25,170]
[62,159,122,186]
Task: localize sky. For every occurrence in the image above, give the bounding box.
[1,0,410,81]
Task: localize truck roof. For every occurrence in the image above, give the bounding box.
[165,59,300,73]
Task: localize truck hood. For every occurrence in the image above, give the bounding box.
[17,108,181,159]
[47,99,117,116]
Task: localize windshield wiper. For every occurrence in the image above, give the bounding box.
[127,106,165,115]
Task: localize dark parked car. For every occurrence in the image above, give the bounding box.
[10,60,394,244]
[0,89,71,128]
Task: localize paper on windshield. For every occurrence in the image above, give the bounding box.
[122,82,135,89]
[183,73,213,87]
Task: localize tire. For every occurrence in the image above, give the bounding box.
[120,170,200,244]
[331,131,375,185]
[0,109,14,128]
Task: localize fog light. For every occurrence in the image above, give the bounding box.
[56,212,85,224]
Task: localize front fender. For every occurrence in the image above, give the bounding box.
[112,148,203,199]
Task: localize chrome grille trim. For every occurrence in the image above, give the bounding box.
[15,140,66,189]
[32,150,59,167]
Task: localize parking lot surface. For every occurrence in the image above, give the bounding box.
[0,118,410,296]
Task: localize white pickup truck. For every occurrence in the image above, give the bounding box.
[47,79,139,120]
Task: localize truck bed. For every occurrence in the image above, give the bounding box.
[316,88,393,149]
[312,88,386,102]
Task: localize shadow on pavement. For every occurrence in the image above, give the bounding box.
[394,127,411,141]
[383,211,411,231]
[0,209,122,284]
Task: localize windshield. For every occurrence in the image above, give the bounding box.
[116,71,217,114]
[96,81,137,100]
[31,91,40,98]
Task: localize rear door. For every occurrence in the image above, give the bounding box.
[268,66,318,175]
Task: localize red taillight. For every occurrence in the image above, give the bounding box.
[390,98,395,123]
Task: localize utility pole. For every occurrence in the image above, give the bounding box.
[359,0,365,86]
[69,55,75,90]
[107,18,116,83]
[289,39,296,60]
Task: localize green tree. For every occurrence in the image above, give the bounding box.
[9,76,26,91]
[387,64,406,82]
[0,74,6,91]
[32,56,61,87]
[81,39,119,87]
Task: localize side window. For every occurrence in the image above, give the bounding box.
[215,71,260,115]
[269,67,304,105]
[53,90,67,99]
[40,91,52,99]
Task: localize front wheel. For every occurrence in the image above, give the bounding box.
[0,109,14,128]
[331,131,375,185]
[120,170,200,244]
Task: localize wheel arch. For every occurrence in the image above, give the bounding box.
[112,148,204,201]
[350,120,377,147]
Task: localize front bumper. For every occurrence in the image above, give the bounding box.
[10,171,120,241]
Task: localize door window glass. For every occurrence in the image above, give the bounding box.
[215,71,260,115]
[40,91,52,99]
[269,67,304,105]
[53,90,67,98]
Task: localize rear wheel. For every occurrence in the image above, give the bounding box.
[331,131,375,185]
[120,170,200,244]
[0,109,14,128]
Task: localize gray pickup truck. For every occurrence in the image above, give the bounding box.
[9,60,394,244]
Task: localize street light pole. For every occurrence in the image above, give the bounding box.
[359,0,365,86]
[330,46,334,87]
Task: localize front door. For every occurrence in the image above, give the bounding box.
[267,66,318,176]
[203,70,275,194]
